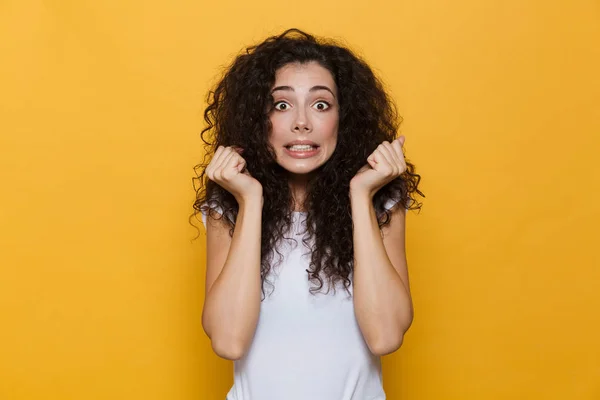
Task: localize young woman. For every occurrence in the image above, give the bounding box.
[191,28,424,400]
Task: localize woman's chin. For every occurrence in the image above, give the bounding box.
[277,158,316,170]
[279,163,321,177]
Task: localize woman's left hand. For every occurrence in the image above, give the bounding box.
[350,136,407,198]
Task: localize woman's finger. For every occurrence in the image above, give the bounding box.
[372,148,394,176]
[392,139,405,163]
[221,152,243,180]
[215,150,236,180]
[383,140,402,167]
[377,143,398,173]
[208,146,228,172]
[206,146,224,177]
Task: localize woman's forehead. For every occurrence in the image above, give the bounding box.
[273,62,336,89]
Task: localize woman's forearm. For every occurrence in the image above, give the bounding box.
[202,196,263,360]
[350,190,413,356]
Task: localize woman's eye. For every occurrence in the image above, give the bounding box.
[274,101,289,111]
[314,101,330,111]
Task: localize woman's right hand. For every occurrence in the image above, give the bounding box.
[206,146,263,202]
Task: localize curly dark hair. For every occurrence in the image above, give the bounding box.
[190,28,424,298]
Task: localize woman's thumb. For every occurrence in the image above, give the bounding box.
[236,158,248,173]
[232,146,245,154]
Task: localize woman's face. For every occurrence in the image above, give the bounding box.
[267,61,339,177]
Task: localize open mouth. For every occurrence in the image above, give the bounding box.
[285,144,320,151]
[283,144,320,158]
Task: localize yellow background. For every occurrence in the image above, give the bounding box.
[1,0,599,399]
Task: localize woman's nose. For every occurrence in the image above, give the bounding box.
[293,111,311,132]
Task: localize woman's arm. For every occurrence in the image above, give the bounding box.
[201,194,263,360]
[350,189,414,356]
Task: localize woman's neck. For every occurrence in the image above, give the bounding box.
[287,170,318,212]
[289,180,308,212]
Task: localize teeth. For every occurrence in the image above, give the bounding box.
[288,144,316,151]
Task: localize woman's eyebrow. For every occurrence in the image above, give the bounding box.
[271,85,336,99]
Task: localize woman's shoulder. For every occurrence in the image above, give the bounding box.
[381,196,411,212]
[200,201,233,228]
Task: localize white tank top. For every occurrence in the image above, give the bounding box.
[201,200,401,400]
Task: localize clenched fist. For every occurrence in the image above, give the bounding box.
[206,146,263,202]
